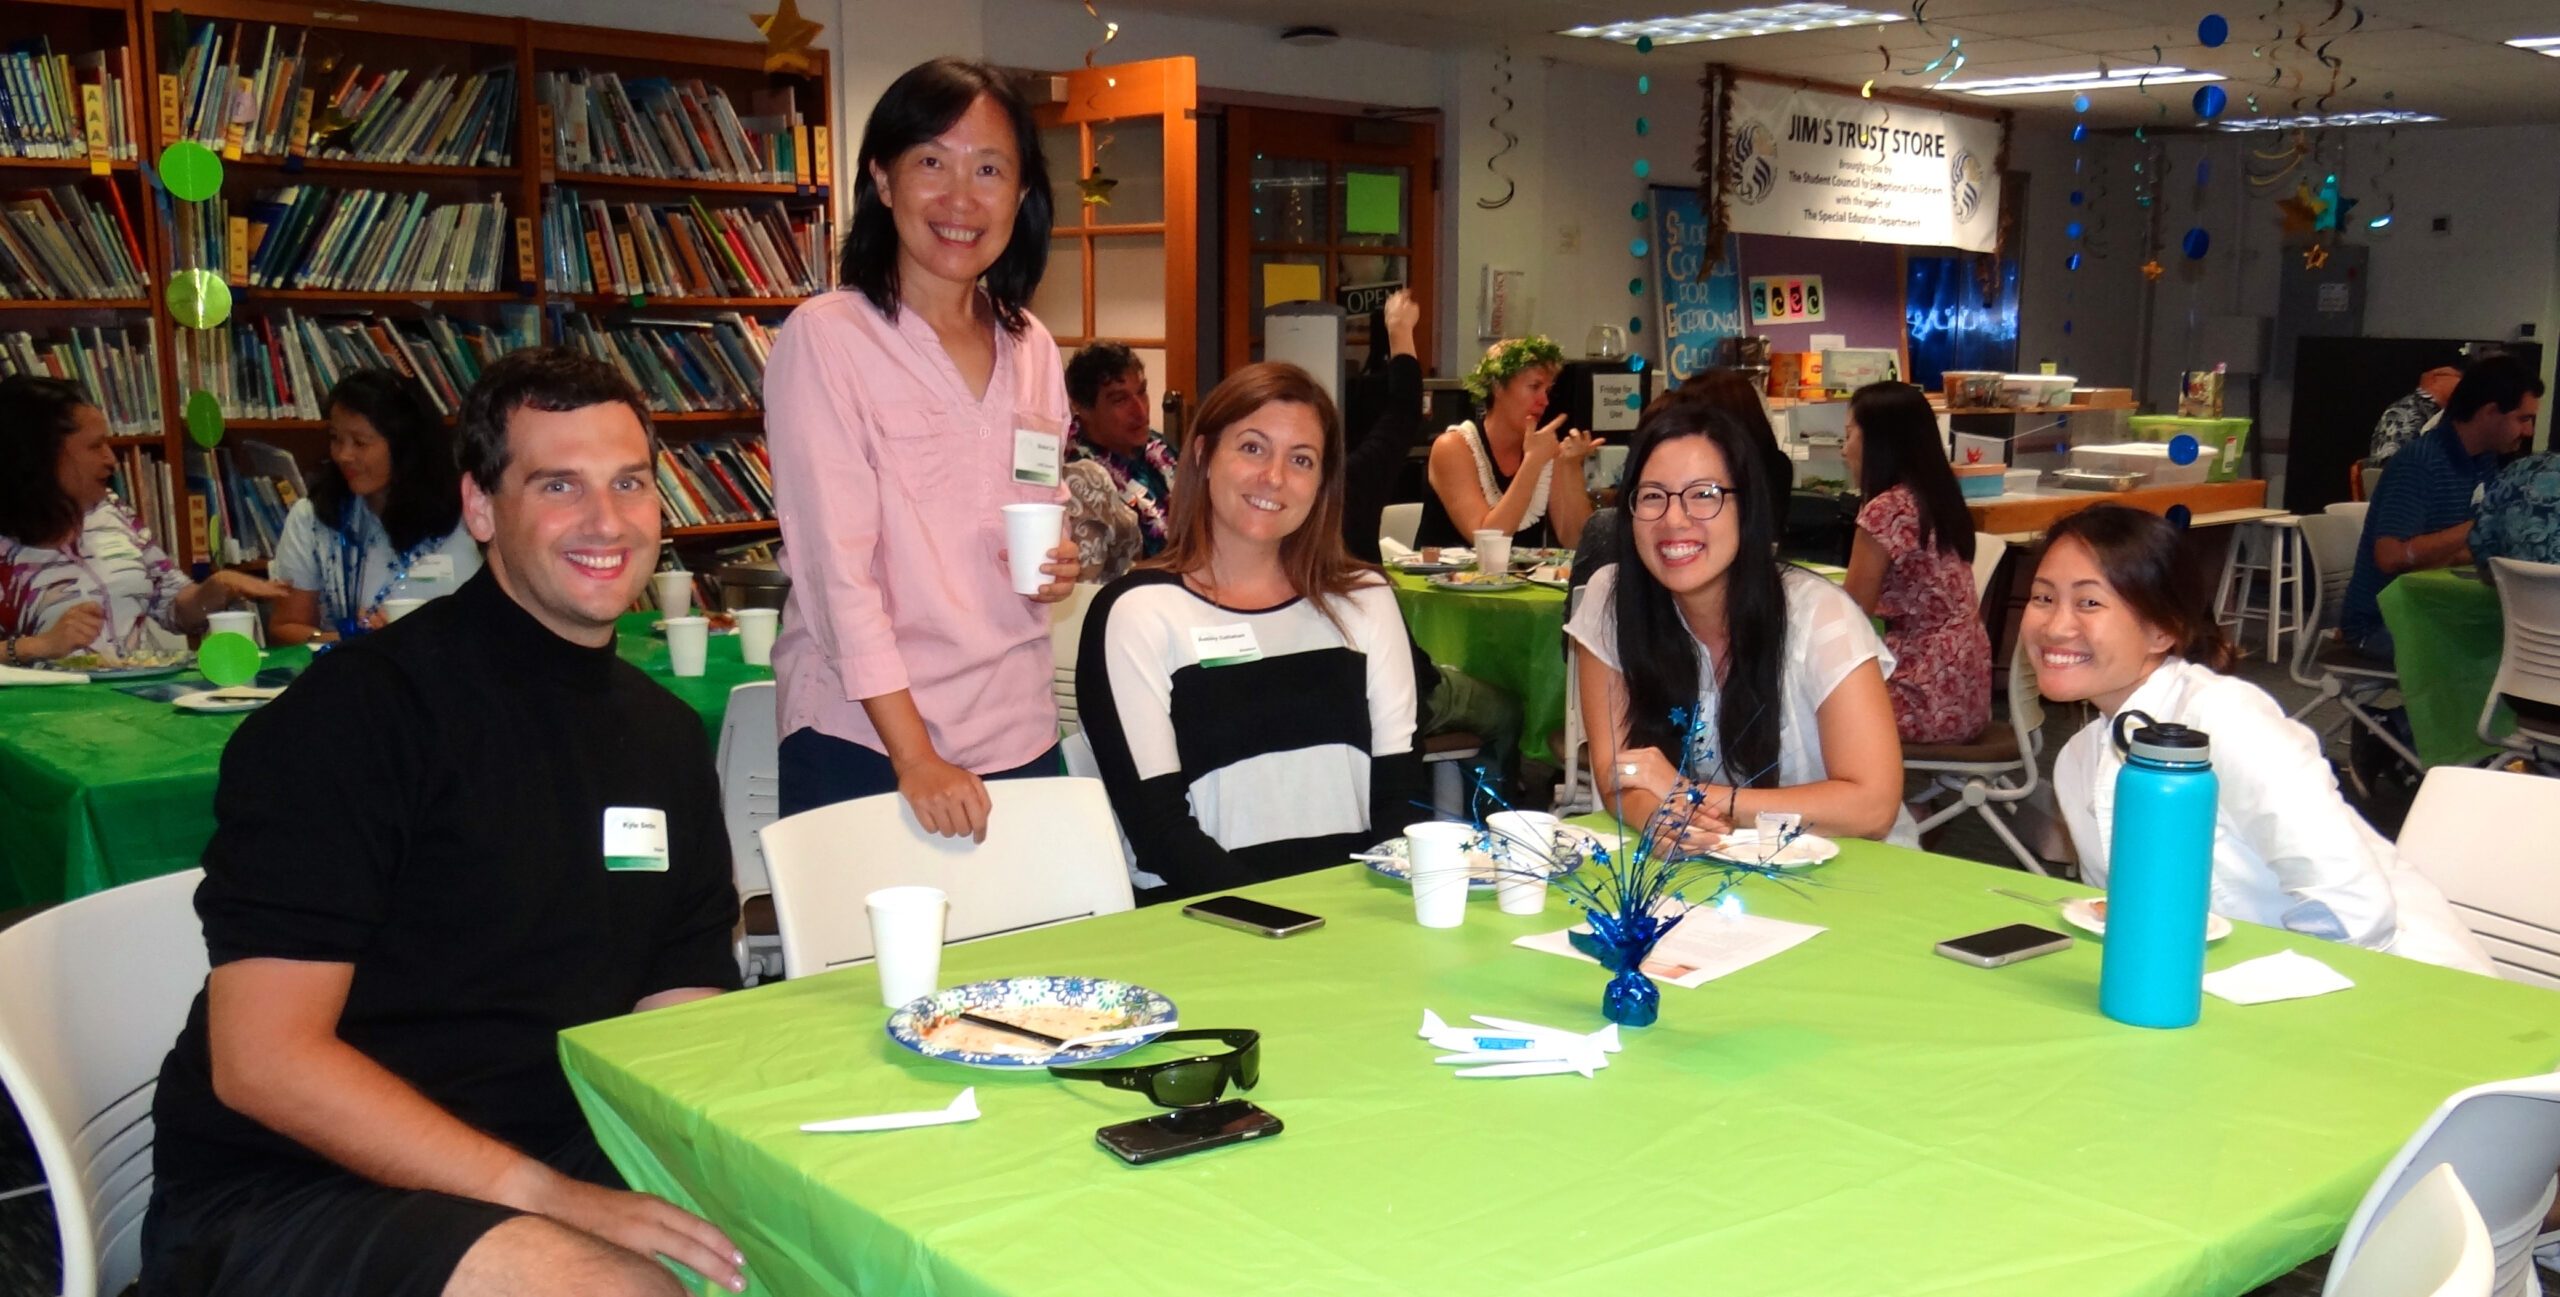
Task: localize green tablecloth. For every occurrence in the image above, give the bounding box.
[1389,570,1569,764]
[2377,569,2507,767]
[558,833,2560,1297]
[0,611,768,912]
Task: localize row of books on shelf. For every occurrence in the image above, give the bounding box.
[173,305,540,421]
[1,324,161,434]
[169,187,511,293]
[189,439,308,565]
[560,310,773,415]
[543,189,827,299]
[1,41,139,163]
[109,443,179,557]
[166,19,517,167]
[540,71,808,186]
[655,437,774,529]
[0,180,148,299]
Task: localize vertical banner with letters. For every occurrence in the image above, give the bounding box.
[1719,80,2002,253]
[1650,185,1743,385]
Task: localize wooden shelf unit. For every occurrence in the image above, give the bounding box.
[666,519,780,539]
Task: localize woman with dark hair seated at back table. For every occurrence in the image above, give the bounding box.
[0,375,286,666]
[268,369,481,644]
[1840,380,1991,744]
[1077,362,1423,903]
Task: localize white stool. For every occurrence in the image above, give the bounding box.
[2213,516,2306,662]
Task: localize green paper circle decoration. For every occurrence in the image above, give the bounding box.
[1623,391,1643,411]
[1629,237,1649,258]
[158,141,225,202]
[196,632,260,687]
[167,269,232,329]
[1633,159,1650,178]
[1635,116,1651,136]
[1637,75,1651,94]
[1628,277,1645,295]
[184,389,224,447]
[1627,316,1643,334]
[1630,200,1648,220]
[1635,35,1653,53]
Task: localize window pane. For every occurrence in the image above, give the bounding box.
[1085,117,1163,227]
[1334,165,1409,246]
[1092,234,1166,339]
[1249,157,1327,245]
[1030,238,1086,338]
[1039,125,1084,227]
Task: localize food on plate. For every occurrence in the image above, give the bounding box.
[51,648,187,672]
[919,1005,1131,1056]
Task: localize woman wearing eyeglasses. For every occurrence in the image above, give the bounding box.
[1566,400,1914,850]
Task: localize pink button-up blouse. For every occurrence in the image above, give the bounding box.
[764,288,1070,773]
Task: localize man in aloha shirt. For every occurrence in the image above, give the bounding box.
[1065,342,1175,560]
[2474,453,2560,568]
[2369,362,2463,464]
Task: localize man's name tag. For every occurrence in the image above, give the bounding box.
[603,806,670,872]
[408,553,456,582]
[1190,622,1262,667]
[92,533,140,561]
[1013,428,1062,487]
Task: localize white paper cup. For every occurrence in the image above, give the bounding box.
[1485,810,1560,915]
[734,607,779,666]
[378,598,425,624]
[865,885,949,1007]
[1003,502,1066,596]
[1472,528,1512,574]
[651,570,693,618]
[205,609,261,645]
[1404,821,1477,928]
[663,616,709,677]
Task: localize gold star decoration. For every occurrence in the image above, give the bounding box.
[2140,258,2165,282]
[1077,168,1118,207]
[2276,182,2328,237]
[2303,241,2330,270]
[751,0,824,75]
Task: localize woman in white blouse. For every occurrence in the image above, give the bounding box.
[0,376,284,665]
[268,370,481,644]
[2025,504,2492,973]
[1569,400,1912,849]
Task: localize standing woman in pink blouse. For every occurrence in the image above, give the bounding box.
[765,59,1081,840]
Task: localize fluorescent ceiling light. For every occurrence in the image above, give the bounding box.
[2215,110,2445,131]
[1941,67,2224,97]
[1558,3,1903,46]
[2506,36,2560,57]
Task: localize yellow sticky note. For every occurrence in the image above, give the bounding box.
[1262,262,1322,307]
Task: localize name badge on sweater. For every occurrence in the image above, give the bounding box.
[1012,428,1062,487]
[92,532,140,561]
[602,807,670,872]
[1189,623,1262,667]
[408,553,456,582]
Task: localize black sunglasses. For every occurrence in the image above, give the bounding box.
[1048,1029,1260,1108]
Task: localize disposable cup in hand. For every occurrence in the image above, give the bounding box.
[664,616,709,677]
[205,609,261,646]
[866,885,949,1007]
[1003,503,1067,596]
[378,598,425,624]
[651,570,693,618]
[735,607,779,666]
[1405,821,1476,928]
[1485,810,1560,915]
[1471,529,1512,574]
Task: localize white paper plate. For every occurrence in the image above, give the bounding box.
[172,686,286,713]
[1363,825,1600,891]
[1427,572,1527,592]
[885,976,1176,1070]
[2061,896,2233,942]
[1704,829,1840,869]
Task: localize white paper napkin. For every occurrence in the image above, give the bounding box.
[2202,950,2356,1005]
[1513,908,1825,989]
[0,664,86,686]
[800,1087,979,1133]
[1379,538,1418,562]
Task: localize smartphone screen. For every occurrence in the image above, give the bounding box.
[1096,1099,1283,1164]
[1182,895,1325,937]
[1938,923,2073,963]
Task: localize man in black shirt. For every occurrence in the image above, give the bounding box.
[143,349,748,1297]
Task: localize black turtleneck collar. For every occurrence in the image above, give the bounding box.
[449,564,621,689]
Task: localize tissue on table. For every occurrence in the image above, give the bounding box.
[1419,1009,1618,1078]
[2202,950,2356,1005]
[800,1087,981,1133]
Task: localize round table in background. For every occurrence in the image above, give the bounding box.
[2377,568,2508,768]
[1387,570,1569,764]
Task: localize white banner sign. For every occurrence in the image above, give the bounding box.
[1722,81,2002,252]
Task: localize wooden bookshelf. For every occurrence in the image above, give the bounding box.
[102,0,829,567]
[0,156,138,172]
[0,298,154,310]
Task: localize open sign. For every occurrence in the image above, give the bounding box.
[1338,280,1404,316]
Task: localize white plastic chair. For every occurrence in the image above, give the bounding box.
[1553,585,1599,816]
[0,869,208,1297]
[1050,582,1101,734]
[2328,501,2372,527]
[2290,510,2422,770]
[1058,730,1159,890]
[2319,1073,2560,1297]
[1906,641,2051,875]
[714,680,783,983]
[2396,766,2560,989]
[1970,532,2009,609]
[2331,1163,2495,1297]
[2480,557,2560,764]
[1381,502,1423,550]
[759,776,1136,978]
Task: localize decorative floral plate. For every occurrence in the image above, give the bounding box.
[1364,824,1600,891]
[886,976,1177,1070]
[1428,571,1527,592]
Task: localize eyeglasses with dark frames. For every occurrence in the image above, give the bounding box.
[1048,1029,1261,1108]
[1628,481,1731,522]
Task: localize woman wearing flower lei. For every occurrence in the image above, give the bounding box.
[1418,335,1603,549]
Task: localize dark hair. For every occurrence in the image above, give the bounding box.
[1065,341,1144,409]
[2039,504,2233,672]
[839,58,1052,335]
[1144,362,1374,631]
[1608,400,1788,789]
[455,347,654,493]
[0,375,89,546]
[306,369,463,554]
[1659,368,1793,522]
[1849,381,1974,563]
[2446,353,2545,424]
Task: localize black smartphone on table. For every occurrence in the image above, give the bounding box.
[1096,1099,1284,1165]
[1935,923,2074,968]
[1181,895,1324,938]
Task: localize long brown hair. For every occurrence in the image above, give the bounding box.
[2040,504,2234,672]
[1144,362,1377,629]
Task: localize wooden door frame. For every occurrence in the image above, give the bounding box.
[1221,105,1438,378]
[1036,58,1199,412]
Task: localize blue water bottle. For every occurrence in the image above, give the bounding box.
[2098,712,2218,1029]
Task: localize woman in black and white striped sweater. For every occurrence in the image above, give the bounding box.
[1078,362,1424,903]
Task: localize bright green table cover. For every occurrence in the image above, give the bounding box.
[0,611,767,912]
[1389,569,1569,764]
[2377,569,2507,768]
[558,834,2560,1297]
